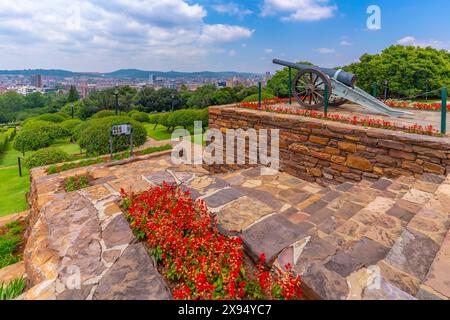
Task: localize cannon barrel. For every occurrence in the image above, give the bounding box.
[273,58,357,87]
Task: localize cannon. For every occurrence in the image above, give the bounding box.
[273,59,412,117]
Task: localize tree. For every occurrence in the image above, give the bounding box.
[118,86,138,112]
[187,84,216,108]
[344,45,450,97]
[212,88,235,105]
[67,85,80,102]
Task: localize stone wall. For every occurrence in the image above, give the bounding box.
[207,106,450,185]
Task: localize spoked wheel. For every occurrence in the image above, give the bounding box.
[329,95,348,107]
[292,68,332,109]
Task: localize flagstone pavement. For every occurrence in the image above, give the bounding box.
[17,150,450,300]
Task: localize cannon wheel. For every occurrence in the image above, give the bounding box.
[292,68,332,109]
[329,95,348,107]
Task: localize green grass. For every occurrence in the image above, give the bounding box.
[144,124,177,141]
[51,138,83,156]
[0,167,29,217]
[0,220,24,268]
[0,278,26,300]
[0,142,22,168]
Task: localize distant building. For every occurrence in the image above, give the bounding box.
[31,74,43,88]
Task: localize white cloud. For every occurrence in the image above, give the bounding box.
[0,0,254,71]
[261,0,336,22]
[314,47,335,54]
[264,48,273,54]
[212,2,252,19]
[397,36,447,50]
[200,24,254,43]
[228,49,237,56]
[340,40,351,46]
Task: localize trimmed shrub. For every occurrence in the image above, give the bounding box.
[60,119,83,136]
[14,129,53,154]
[242,92,276,102]
[55,112,70,119]
[24,147,70,169]
[131,111,150,123]
[157,113,171,129]
[92,110,115,119]
[37,113,66,123]
[22,120,68,140]
[167,109,209,131]
[78,116,147,155]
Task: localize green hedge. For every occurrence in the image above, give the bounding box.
[92,110,116,119]
[37,113,66,123]
[22,120,68,140]
[78,116,147,155]
[14,129,53,154]
[131,111,150,123]
[0,128,16,154]
[60,119,83,136]
[24,147,70,169]
[166,109,209,131]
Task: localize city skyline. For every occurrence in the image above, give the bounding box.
[0,0,449,73]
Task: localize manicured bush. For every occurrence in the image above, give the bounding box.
[72,121,91,142]
[167,109,209,131]
[24,147,70,169]
[242,92,276,103]
[60,119,83,136]
[148,114,159,124]
[131,111,150,123]
[37,113,66,123]
[157,113,171,129]
[78,116,147,155]
[55,112,70,119]
[92,110,115,119]
[14,129,53,154]
[22,120,68,140]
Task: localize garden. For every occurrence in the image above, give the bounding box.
[0,108,209,217]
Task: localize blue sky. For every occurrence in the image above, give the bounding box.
[0,0,448,73]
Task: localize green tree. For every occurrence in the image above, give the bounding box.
[67,85,80,103]
[187,84,216,108]
[344,45,450,97]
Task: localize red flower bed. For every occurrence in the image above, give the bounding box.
[237,100,440,136]
[385,100,450,111]
[121,183,302,300]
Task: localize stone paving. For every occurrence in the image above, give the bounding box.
[18,150,450,300]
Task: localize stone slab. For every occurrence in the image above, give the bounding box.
[93,243,171,300]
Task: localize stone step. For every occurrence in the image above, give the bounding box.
[376,174,450,299]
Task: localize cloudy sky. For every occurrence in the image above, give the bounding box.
[0,0,448,72]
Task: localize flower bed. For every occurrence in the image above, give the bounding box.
[237,101,440,136]
[121,183,302,300]
[385,99,449,111]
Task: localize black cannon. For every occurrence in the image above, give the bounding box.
[273,59,411,117]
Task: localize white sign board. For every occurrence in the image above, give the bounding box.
[111,124,132,136]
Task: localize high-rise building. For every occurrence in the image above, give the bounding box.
[31,74,43,88]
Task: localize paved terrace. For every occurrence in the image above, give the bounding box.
[19,151,450,300]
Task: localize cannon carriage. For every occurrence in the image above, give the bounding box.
[273,59,412,117]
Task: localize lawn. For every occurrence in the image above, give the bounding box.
[0,138,80,217]
[144,124,175,141]
[0,167,29,217]
[0,142,22,168]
